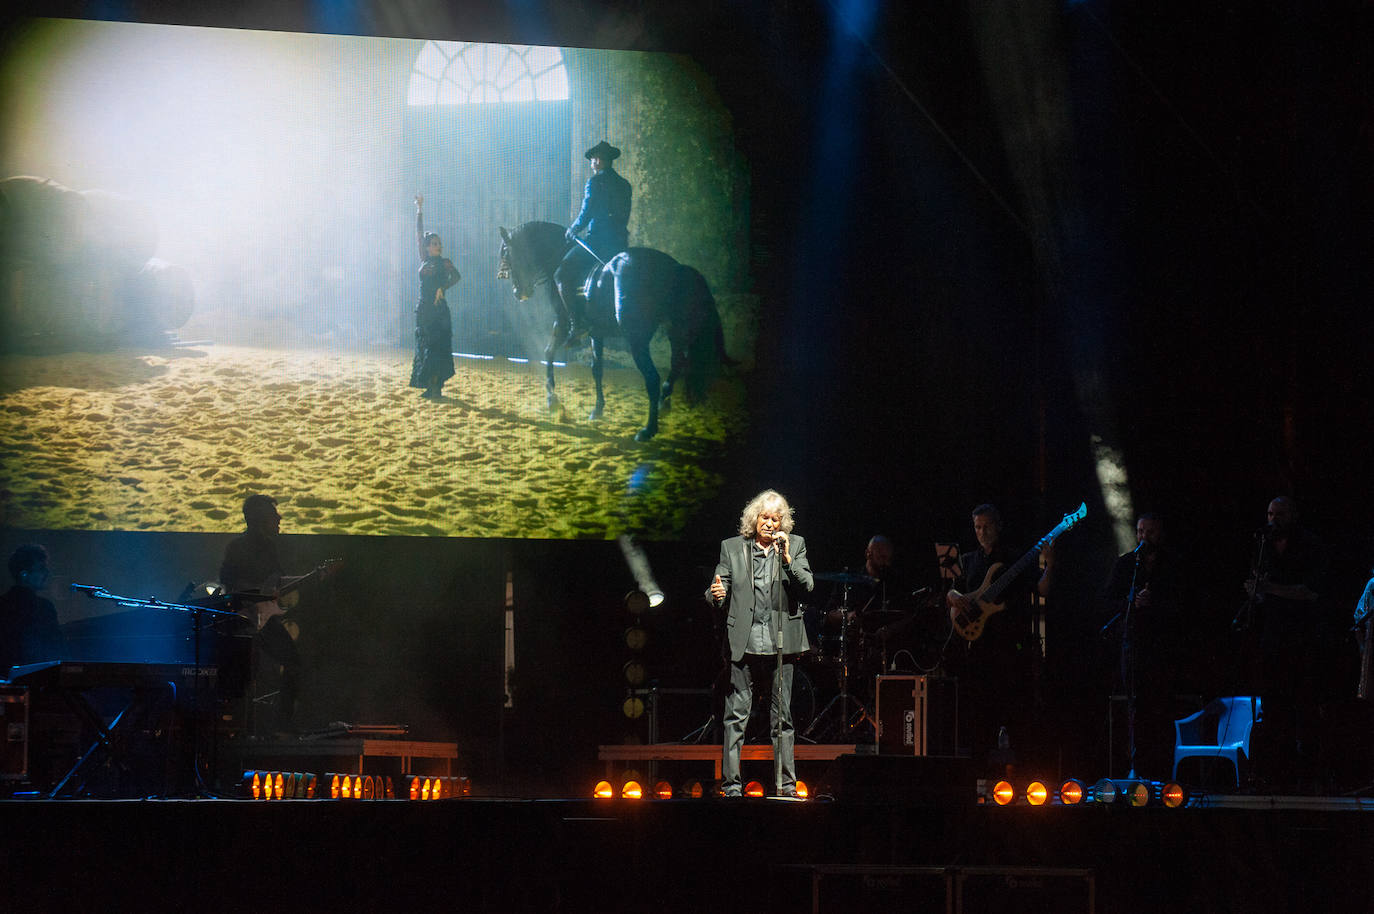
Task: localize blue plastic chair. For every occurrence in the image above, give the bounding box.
[1172,696,1262,787]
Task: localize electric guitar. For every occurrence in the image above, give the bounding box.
[946,503,1087,642]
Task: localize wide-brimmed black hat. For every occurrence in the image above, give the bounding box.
[584,140,621,161]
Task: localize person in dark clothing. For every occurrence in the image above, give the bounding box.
[410,194,460,400]
[1240,495,1331,787]
[220,494,301,734]
[1101,512,1187,779]
[0,544,66,676]
[947,504,1055,773]
[556,140,632,342]
[1241,497,1329,691]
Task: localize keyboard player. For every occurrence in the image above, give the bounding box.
[0,544,67,678]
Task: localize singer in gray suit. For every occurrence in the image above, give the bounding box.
[706,489,815,797]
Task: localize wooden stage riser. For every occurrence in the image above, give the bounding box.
[598,744,928,783]
[233,738,459,777]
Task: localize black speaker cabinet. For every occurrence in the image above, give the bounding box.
[875,675,959,756]
[1,686,29,783]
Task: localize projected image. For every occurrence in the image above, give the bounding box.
[0,19,756,538]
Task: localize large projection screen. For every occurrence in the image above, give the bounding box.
[0,18,756,539]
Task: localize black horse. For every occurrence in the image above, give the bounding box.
[497,221,732,441]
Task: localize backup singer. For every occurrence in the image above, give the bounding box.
[706,489,814,797]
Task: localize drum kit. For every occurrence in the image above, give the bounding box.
[799,570,949,742]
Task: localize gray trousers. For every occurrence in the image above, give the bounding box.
[722,653,795,794]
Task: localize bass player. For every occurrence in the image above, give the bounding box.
[948,503,1056,773]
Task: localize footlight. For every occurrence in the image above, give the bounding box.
[1123,780,1151,807]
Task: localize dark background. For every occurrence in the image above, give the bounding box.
[3,0,1371,793]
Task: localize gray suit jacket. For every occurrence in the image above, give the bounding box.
[706,533,815,662]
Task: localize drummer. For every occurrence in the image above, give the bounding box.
[863,535,899,612]
[806,536,910,658]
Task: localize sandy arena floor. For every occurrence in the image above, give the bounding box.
[0,344,748,538]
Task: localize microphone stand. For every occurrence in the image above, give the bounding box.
[1233,529,1271,786]
[1233,531,1270,632]
[773,538,785,797]
[1121,548,1144,779]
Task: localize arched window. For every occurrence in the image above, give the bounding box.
[407,41,569,105]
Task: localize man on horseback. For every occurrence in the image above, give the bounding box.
[556,140,632,342]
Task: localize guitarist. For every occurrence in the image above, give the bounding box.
[952,504,1055,771]
[220,493,303,735]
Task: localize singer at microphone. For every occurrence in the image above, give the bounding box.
[704,489,814,799]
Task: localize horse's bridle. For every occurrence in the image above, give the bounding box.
[497,237,535,301]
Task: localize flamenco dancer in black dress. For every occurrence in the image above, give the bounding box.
[411,194,460,400]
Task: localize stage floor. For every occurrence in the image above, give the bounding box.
[4,790,1371,913]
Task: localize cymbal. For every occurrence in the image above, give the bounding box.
[814,571,877,585]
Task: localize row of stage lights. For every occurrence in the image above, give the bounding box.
[593,777,811,800]
[243,770,472,801]
[982,778,1190,808]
